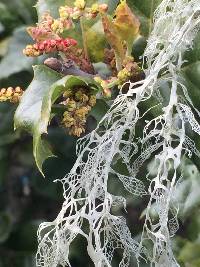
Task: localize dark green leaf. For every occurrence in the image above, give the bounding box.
[90,99,109,123]
[127,0,162,36]
[0,0,36,24]
[14,65,62,175]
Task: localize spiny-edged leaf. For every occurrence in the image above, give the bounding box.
[15,65,101,175]
[0,27,36,80]
[39,74,101,173]
[15,65,62,133]
[14,65,62,175]
[113,0,140,54]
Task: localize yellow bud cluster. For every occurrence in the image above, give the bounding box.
[61,87,96,137]
[58,2,108,22]
[117,68,132,85]
[91,3,99,13]
[88,95,96,106]
[0,87,23,103]
[74,0,86,10]
[51,18,74,34]
[63,88,73,98]
[51,19,63,33]
[23,45,41,57]
[117,58,143,85]
[75,90,89,102]
[59,6,72,19]
[62,111,76,127]
[86,3,108,19]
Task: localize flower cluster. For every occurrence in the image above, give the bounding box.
[49,1,108,35]
[23,38,77,57]
[27,12,56,41]
[0,87,23,103]
[27,1,108,40]
[61,87,96,137]
[59,1,108,20]
[94,57,143,96]
[117,58,142,85]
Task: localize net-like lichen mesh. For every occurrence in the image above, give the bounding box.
[36,1,200,266]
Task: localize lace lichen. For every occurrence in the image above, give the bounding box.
[36,1,200,266]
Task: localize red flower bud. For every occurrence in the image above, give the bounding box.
[23,38,78,57]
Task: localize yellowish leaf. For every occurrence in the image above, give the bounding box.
[114,0,140,54]
[102,15,125,70]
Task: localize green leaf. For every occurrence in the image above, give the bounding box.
[0,27,36,80]
[14,65,62,175]
[93,62,112,78]
[8,221,39,251]
[0,0,36,24]
[90,99,109,123]
[86,20,106,62]
[181,61,200,115]
[129,0,162,19]
[15,65,100,175]
[127,0,162,36]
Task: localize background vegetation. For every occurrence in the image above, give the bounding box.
[0,0,200,266]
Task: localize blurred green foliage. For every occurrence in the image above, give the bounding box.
[0,1,200,266]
